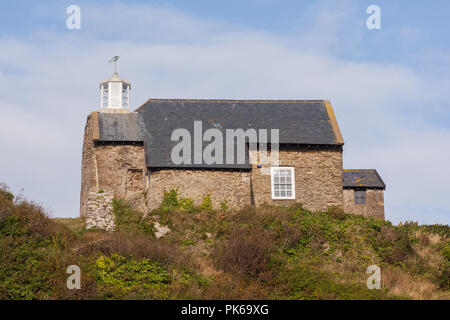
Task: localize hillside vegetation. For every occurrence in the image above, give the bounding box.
[0,185,449,300]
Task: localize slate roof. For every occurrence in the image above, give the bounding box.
[343,169,386,189]
[96,99,344,169]
[98,113,147,142]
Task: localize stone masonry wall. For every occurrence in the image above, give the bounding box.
[148,169,251,211]
[80,113,97,217]
[250,145,343,212]
[85,191,115,231]
[147,145,343,212]
[80,112,148,229]
[94,144,148,212]
[343,189,385,220]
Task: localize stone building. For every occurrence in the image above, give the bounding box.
[80,72,386,230]
[343,169,386,220]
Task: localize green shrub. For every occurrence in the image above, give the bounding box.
[372,226,413,265]
[326,206,346,220]
[438,261,450,290]
[220,200,229,212]
[0,194,72,299]
[95,254,170,298]
[182,239,196,246]
[112,198,151,235]
[442,242,450,261]
[0,183,14,202]
[160,189,179,209]
[423,224,450,238]
[0,215,24,236]
[200,195,212,211]
[438,242,450,290]
[179,198,195,213]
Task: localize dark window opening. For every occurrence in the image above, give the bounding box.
[355,190,366,204]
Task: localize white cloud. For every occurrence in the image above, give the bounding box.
[0,2,448,224]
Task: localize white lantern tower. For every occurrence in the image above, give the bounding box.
[99,56,131,113]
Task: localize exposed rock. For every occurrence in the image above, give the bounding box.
[153,221,171,239]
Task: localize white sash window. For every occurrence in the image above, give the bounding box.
[271,167,295,199]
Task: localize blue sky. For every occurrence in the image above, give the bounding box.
[0,0,449,225]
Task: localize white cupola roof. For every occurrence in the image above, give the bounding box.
[99,57,131,112]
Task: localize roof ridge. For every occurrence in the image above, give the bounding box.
[137,98,325,104]
[133,99,327,113]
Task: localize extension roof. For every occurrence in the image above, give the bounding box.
[95,99,344,169]
[97,112,146,142]
[343,169,386,189]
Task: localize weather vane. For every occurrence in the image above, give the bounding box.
[109,56,120,73]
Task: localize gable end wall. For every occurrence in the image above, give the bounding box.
[250,145,343,211]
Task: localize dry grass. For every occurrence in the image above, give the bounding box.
[383,267,449,300]
[414,230,443,245]
[202,273,269,300]
[413,245,445,270]
[53,217,86,235]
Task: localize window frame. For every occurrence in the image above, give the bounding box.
[270,167,295,200]
[354,190,366,204]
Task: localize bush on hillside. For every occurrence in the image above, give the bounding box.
[326,205,346,220]
[372,226,413,265]
[0,187,72,299]
[0,183,14,202]
[215,226,275,278]
[112,198,153,235]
